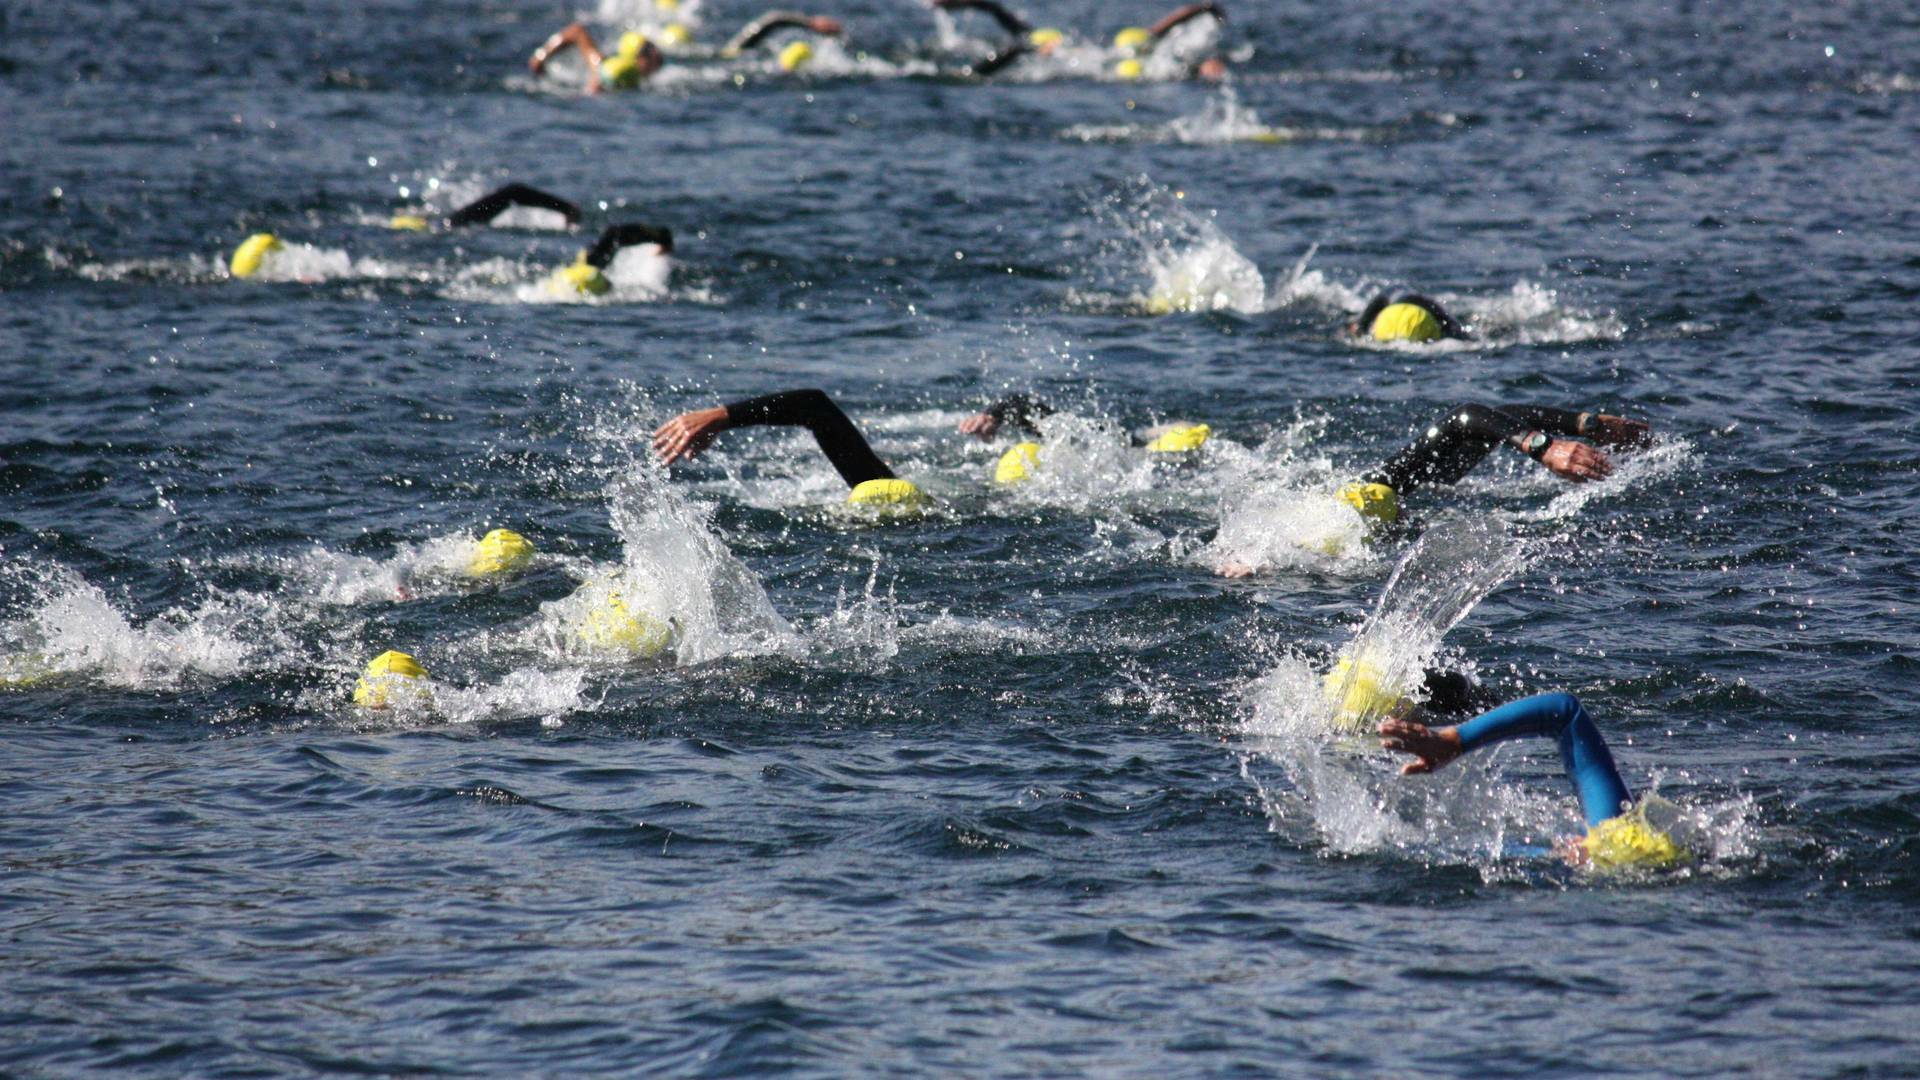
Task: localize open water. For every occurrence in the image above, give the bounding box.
[4,0,1920,1074]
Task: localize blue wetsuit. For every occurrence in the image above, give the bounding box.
[1454,692,1630,827]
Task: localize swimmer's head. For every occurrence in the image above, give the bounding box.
[778,40,814,71]
[1145,423,1211,454]
[229,233,283,278]
[575,589,674,658]
[1113,26,1152,54]
[1114,57,1145,80]
[1584,812,1689,871]
[1028,27,1064,52]
[847,478,929,510]
[466,528,535,578]
[617,31,648,57]
[602,36,664,87]
[388,214,430,232]
[1337,482,1400,526]
[554,252,611,296]
[1371,302,1443,343]
[994,442,1042,485]
[353,650,429,709]
[1322,654,1411,733]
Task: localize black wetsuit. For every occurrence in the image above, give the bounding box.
[1356,293,1469,340]
[446,184,583,228]
[725,389,894,488]
[982,393,1056,436]
[1364,403,1586,496]
[726,11,822,53]
[585,224,674,268]
[935,0,1034,75]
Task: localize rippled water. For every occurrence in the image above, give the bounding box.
[5,0,1920,1073]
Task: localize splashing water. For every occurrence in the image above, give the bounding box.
[1073,177,1266,315]
[0,563,261,690]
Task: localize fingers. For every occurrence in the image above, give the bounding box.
[651,417,697,464]
[1399,761,1432,776]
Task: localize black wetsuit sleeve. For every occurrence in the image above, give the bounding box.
[935,0,1030,35]
[1397,293,1468,339]
[1501,405,1586,437]
[1363,403,1528,494]
[972,45,1030,75]
[984,393,1055,435]
[724,388,894,488]
[585,224,675,267]
[446,183,583,228]
[728,12,812,52]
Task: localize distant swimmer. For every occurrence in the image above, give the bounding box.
[1348,293,1469,343]
[389,183,583,232]
[1217,403,1651,576]
[654,388,929,508]
[1379,693,1693,869]
[956,392,1213,483]
[931,0,1226,80]
[1114,3,1229,82]
[542,222,676,297]
[530,11,843,92]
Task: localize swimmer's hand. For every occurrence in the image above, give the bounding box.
[1581,413,1653,449]
[1541,440,1613,483]
[957,412,1000,439]
[1217,560,1254,579]
[1377,717,1463,775]
[654,407,730,465]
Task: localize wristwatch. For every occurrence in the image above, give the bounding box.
[1521,431,1553,460]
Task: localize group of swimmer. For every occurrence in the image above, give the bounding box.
[208,2,1710,871]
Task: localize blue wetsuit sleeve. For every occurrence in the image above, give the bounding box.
[1454,692,1631,827]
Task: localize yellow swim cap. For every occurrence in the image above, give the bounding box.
[1585,811,1689,871]
[1371,302,1443,343]
[1113,26,1152,53]
[555,253,610,296]
[1145,423,1211,453]
[388,214,429,232]
[466,528,535,578]
[1114,57,1145,80]
[576,590,674,658]
[353,650,428,709]
[656,0,681,10]
[847,478,928,508]
[601,52,644,89]
[229,232,282,278]
[617,31,649,57]
[994,442,1042,485]
[1337,482,1400,525]
[778,40,814,71]
[1322,654,1410,733]
[1028,27,1064,49]
[661,22,692,47]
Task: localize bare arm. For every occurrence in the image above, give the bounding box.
[529,22,607,92]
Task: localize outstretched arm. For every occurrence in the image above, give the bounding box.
[932,0,1030,35]
[585,223,675,267]
[447,183,583,228]
[654,388,894,489]
[1363,403,1630,495]
[1380,692,1631,827]
[1149,2,1222,38]
[725,11,843,53]
[958,393,1055,439]
[530,23,605,82]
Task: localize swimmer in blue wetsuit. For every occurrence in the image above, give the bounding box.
[1379,692,1689,868]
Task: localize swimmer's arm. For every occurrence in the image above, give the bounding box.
[1347,293,1392,337]
[1366,403,1612,492]
[959,393,1054,439]
[530,23,607,91]
[655,389,894,489]
[932,0,1031,35]
[584,223,676,267]
[446,184,582,228]
[1149,2,1223,38]
[725,11,843,53]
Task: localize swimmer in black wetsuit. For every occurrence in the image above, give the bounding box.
[931,0,1227,80]
[1348,293,1469,343]
[530,10,842,92]
[544,223,676,296]
[653,388,927,506]
[721,10,845,57]
[387,183,584,232]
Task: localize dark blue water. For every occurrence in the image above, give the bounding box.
[5,0,1920,1073]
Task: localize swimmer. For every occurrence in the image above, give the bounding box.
[542,222,675,296]
[386,182,582,232]
[957,392,1213,469]
[531,10,842,92]
[653,388,928,507]
[1379,692,1691,869]
[1348,293,1469,343]
[720,10,845,60]
[1217,402,1651,577]
[931,0,1226,79]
